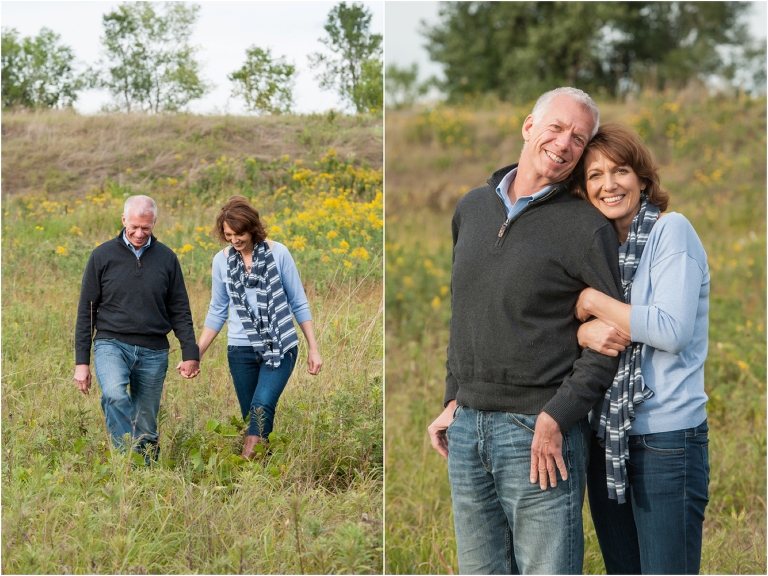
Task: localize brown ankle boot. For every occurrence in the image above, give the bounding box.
[242,435,262,459]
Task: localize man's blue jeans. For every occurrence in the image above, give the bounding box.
[447,406,591,575]
[93,339,169,460]
[587,421,710,575]
[227,345,297,438]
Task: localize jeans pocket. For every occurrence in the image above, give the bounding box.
[641,431,685,454]
[446,405,462,432]
[507,413,536,434]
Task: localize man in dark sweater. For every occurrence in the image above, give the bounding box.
[428,88,623,574]
[73,195,200,463]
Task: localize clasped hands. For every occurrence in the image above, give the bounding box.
[176,359,201,379]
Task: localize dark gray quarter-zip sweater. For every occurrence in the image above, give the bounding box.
[75,231,199,365]
[445,164,623,432]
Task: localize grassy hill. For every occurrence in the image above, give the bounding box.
[1,110,383,574]
[1,109,382,198]
[384,91,766,574]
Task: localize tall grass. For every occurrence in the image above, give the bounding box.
[384,91,766,574]
[1,114,383,574]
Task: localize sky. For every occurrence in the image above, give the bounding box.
[0,1,384,114]
[385,1,768,88]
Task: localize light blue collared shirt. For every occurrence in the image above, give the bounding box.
[122,231,151,258]
[495,167,553,220]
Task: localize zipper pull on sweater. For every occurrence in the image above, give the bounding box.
[498,218,510,238]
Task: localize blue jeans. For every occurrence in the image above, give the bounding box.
[93,339,169,461]
[227,345,297,438]
[447,406,591,575]
[587,421,710,574]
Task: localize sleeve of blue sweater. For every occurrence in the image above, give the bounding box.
[629,214,707,353]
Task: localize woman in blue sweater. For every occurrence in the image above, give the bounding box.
[570,123,710,574]
[194,196,322,459]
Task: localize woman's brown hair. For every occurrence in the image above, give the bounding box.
[213,195,267,244]
[570,123,669,212]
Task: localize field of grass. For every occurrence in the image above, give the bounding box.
[384,91,767,574]
[1,111,383,573]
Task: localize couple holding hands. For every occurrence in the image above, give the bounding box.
[73,194,321,462]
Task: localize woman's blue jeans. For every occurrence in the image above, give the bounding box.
[447,406,591,574]
[93,339,169,461]
[227,345,297,438]
[587,421,710,575]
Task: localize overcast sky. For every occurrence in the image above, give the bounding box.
[385,1,768,86]
[0,1,383,114]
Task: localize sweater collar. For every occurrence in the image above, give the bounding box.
[115,229,157,250]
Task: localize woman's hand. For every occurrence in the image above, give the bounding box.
[177,359,201,378]
[577,318,631,357]
[307,349,323,375]
[575,287,597,322]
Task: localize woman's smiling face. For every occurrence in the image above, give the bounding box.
[584,149,644,237]
[222,221,253,253]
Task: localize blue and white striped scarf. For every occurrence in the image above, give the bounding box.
[226,242,298,368]
[596,195,659,503]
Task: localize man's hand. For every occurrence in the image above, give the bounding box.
[530,412,566,489]
[74,364,92,395]
[307,349,323,375]
[428,399,457,459]
[177,359,200,379]
[577,318,631,357]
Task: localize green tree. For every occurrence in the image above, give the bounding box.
[229,46,295,114]
[385,63,431,109]
[99,2,209,113]
[309,1,382,113]
[423,1,758,103]
[1,27,87,109]
[603,2,755,92]
[353,57,383,113]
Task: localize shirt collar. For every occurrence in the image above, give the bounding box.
[122,230,151,254]
[495,167,553,218]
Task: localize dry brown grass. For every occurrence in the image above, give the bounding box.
[1,109,382,197]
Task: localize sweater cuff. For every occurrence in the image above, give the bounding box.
[293,309,312,324]
[181,344,200,362]
[75,350,91,366]
[444,367,459,407]
[204,316,226,333]
[541,395,580,433]
[629,305,650,345]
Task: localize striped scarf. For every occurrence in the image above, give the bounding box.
[226,242,298,368]
[596,194,659,503]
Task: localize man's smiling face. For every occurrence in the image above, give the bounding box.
[520,94,595,186]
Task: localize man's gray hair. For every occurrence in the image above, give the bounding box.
[124,195,158,220]
[530,87,600,138]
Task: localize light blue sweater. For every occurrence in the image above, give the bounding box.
[203,242,312,346]
[626,212,709,434]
